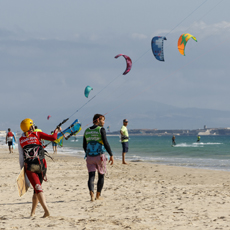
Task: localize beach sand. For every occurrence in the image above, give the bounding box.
[1,146,230,230]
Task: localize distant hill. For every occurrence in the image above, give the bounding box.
[2,100,230,132]
[102,100,230,131]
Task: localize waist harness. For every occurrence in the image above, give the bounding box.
[86,141,104,157]
[23,144,45,164]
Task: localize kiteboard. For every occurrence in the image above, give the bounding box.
[16,167,30,197]
[12,132,16,149]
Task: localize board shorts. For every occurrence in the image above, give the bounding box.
[122,142,129,153]
[52,142,57,147]
[8,141,12,146]
[86,154,107,175]
[25,159,47,194]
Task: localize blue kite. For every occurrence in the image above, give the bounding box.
[151,36,167,61]
[84,86,93,98]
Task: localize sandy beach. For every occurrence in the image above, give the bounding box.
[1,146,230,230]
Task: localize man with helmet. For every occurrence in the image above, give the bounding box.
[18,118,61,218]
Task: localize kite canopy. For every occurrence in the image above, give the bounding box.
[55,119,81,147]
[178,33,197,56]
[47,115,51,120]
[151,36,167,61]
[115,54,132,75]
[84,86,93,98]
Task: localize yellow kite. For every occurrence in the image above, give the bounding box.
[178,33,197,56]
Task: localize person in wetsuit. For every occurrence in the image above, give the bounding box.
[83,114,114,201]
[197,135,201,142]
[172,135,176,145]
[18,118,61,217]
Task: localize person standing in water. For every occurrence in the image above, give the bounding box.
[172,135,176,145]
[6,128,16,153]
[18,118,61,217]
[83,114,114,201]
[120,119,129,164]
[197,135,201,142]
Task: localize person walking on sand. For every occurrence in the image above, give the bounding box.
[51,131,58,154]
[6,128,16,153]
[83,114,114,201]
[18,118,61,218]
[120,119,129,164]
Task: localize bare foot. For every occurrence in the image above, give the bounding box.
[42,211,50,218]
[95,192,103,200]
[90,191,94,202]
[122,162,128,165]
[30,213,35,217]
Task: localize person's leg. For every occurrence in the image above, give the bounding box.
[31,193,39,216]
[26,170,49,217]
[54,145,57,154]
[122,152,127,164]
[37,192,50,217]
[8,142,11,153]
[88,171,95,201]
[96,173,104,200]
[122,142,128,164]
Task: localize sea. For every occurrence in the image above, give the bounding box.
[1,135,230,171]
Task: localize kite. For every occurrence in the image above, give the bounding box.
[114,54,132,75]
[54,119,82,147]
[178,33,197,56]
[151,36,167,61]
[84,86,93,98]
[47,115,51,120]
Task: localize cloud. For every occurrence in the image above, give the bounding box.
[190,21,230,38]
[155,21,230,39]
[131,33,147,40]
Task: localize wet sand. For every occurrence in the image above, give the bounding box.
[1,146,230,229]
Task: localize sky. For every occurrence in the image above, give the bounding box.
[0,0,229,132]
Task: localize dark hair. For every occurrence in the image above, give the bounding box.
[34,126,38,129]
[93,114,105,124]
[8,128,11,131]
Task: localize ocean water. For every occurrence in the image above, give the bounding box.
[1,135,230,171]
[49,135,230,171]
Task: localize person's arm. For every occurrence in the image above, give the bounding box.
[37,128,60,142]
[101,128,113,156]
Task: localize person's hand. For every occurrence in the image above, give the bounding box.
[55,127,62,133]
[109,156,114,165]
